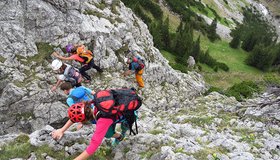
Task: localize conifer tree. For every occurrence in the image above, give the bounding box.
[229,33,241,48]
[184,23,194,54]
[174,22,193,57]
[173,22,194,66]
[231,7,277,52]
[191,36,201,61]
[207,18,220,42]
[162,17,171,50]
[150,21,163,49]
[173,21,185,55]
[176,21,183,33]
[246,44,274,71]
[241,33,257,52]
[272,44,280,66]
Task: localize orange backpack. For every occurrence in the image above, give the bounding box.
[77,47,93,64]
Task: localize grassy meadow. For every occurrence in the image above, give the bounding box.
[160,34,271,89]
[198,35,265,89]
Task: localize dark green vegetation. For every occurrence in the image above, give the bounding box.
[204,75,262,102]
[225,81,261,101]
[230,7,280,71]
[164,0,221,39]
[121,0,280,101]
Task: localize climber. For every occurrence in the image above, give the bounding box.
[51,59,83,92]
[123,52,145,90]
[59,82,95,130]
[59,82,94,106]
[51,88,142,159]
[52,44,103,83]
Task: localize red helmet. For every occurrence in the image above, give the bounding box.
[68,103,86,122]
[132,57,138,62]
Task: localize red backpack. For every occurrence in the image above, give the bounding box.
[93,88,142,135]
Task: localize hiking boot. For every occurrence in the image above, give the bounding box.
[112,134,124,147]
[85,79,91,83]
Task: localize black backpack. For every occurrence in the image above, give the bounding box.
[93,88,142,135]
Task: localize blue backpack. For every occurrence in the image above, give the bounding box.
[68,87,92,103]
[133,56,145,71]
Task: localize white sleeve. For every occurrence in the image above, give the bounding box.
[58,74,66,80]
[64,64,71,75]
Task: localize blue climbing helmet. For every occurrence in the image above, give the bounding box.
[69,86,93,103]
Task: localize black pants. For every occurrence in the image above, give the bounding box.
[66,80,81,88]
[74,83,82,87]
[79,59,103,81]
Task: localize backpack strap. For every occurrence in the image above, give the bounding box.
[135,118,138,135]
[95,110,117,121]
[134,111,139,135]
[68,94,79,102]
[79,50,93,64]
[123,111,138,135]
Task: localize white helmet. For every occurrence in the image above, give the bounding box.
[51,59,62,70]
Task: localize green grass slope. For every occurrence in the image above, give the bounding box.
[199,35,264,89]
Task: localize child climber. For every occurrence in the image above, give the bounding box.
[51,59,83,92]
[52,87,142,159]
[59,82,95,130]
[123,52,145,90]
[51,102,130,159]
[52,44,103,83]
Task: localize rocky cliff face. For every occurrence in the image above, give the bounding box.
[0,0,279,160]
[0,0,205,135]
